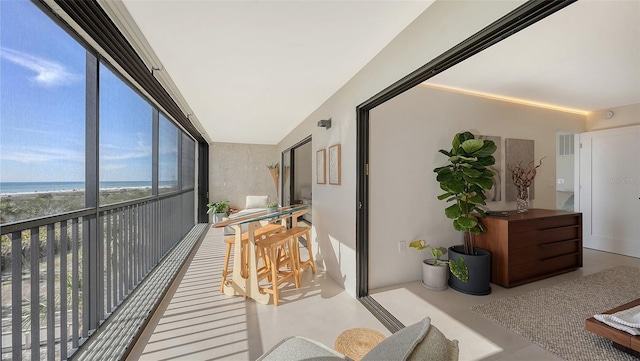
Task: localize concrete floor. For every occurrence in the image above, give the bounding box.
[126,227,388,361]
[127,226,640,360]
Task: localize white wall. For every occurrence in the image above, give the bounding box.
[210,143,278,212]
[276,0,527,296]
[586,103,640,131]
[368,85,586,289]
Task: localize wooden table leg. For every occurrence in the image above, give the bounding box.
[223,222,270,304]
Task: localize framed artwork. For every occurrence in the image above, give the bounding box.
[329,144,341,185]
[316,149,326,184]
[505,138,535,201]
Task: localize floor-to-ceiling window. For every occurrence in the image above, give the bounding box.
[281,136,312,227]
[159,114,179,194]
[99,63,153,204]
[0,0,87,221]
[0,1,200,359]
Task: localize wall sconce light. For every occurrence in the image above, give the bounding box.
[317,118,332,130]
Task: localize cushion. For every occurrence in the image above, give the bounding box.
[245,195,269,209]
[407,324,459,361]
[256,336,350,361]
[361,317,458,361]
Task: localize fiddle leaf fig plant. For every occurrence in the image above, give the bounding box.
[434,132,497,255]
[409,240,468,282]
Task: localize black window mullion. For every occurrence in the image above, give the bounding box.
[49,0,205,143]
[85,51,101,330]
[152,109,159,196]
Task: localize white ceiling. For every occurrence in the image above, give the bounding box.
[426,0,640,113]
[120,0,435,144]
[116,1,639,145]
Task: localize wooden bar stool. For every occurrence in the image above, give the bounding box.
[289,226,315,276]
[255,226,313,294]
[256,232,300,306]
[220,223,284,292]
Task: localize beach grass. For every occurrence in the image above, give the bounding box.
[1,188,152,271]
[0,187,152,224]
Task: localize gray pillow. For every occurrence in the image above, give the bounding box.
[408,324,459,361]
[361,318,430,361]
[257,336,351,361]
[361,318,458,361]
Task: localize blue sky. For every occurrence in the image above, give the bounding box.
[0,0,175,184]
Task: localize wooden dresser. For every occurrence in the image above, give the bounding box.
[474,209,582,288]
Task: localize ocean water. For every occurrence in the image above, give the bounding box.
[0,181,157,194]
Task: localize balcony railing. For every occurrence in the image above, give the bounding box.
[1,190,196,360]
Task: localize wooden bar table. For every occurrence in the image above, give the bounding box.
[212,205,308,304]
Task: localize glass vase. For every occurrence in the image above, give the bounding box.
[516,186,529,213]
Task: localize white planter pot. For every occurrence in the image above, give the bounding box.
[421,260,449,291]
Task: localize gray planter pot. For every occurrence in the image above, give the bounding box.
[213,212,226,223]
[448,245,491,295]
[267,207,278,213]
[421,260,449,291]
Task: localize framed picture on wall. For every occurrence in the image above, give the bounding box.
[329,144,341,185]
[316,149,326,184]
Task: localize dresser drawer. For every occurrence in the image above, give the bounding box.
[509,214,580,234]
[510,252,581,284]
[510,239,580,266]
[509,225,580,249]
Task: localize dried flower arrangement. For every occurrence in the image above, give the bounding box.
[507,157,545,189]
[266,162,280,197]
[507,157,545,212]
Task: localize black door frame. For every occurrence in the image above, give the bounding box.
[356,1,576,298]
[281,135,313,207]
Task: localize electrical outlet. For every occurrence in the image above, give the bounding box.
[398,241,406,253]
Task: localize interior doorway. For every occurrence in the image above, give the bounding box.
[556,132,577,211]
[578,125,640,258]
[281,135,312,224]
[355,2,576,300]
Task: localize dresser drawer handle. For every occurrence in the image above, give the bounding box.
[539,225,580,232]
[540,238,580,247]
[541,252,580,261]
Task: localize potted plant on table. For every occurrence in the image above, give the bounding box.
[207,199,230,223]
[409,240,468,291]
[266,201,279,213]
[434,131,497,295]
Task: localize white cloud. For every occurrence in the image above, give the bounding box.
[101,135,152,161]
[0,146,84,163]
[101,164,127,171]
[0,47,80,87]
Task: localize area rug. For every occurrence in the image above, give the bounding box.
[472,266,640,361]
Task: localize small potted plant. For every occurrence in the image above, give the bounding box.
[266,201,279,213]
[207,199,229,223]
[409,240,468,291]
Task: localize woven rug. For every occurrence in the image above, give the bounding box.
[472,266,640,361]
